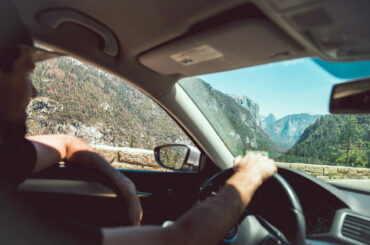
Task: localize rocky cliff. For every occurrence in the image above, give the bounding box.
[180,78,279,156]
[262,113,321,150]
[229,94,262,127]
[261,113,276,129]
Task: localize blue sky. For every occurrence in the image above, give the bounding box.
[198,58,348,119]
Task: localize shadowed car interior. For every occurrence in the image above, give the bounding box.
[8,0,370,244]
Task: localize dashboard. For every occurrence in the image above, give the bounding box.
[17,166,370,245]
[305,203,336,235]
[279,168,370,245]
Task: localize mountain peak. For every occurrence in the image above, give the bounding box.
[229,94,262,127]
[262,113,321,150]
[265,113,276,121]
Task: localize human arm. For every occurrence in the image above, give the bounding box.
[102,153,277,245]
[27,134,142,226]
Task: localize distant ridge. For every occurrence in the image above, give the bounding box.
[262,113,321,150]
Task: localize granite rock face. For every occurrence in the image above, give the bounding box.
[228,95,321,152]
[262,113,321,150]
[261,113,276,129]
[28,97,64,116]
[180,78,278,156]
[230,94,262,127]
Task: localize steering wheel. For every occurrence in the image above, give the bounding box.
[62,163,132,226]
[199,168,306,245]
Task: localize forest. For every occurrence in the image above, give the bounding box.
[280,115,370,168]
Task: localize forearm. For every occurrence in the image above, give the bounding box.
[29,134,132,193]
[171,172,262,245]
[103,171,262,245]
[103,153,276,245]
[29,134,142,225]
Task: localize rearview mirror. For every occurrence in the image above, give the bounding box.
[154,144,201,171]
[330,78,370,114]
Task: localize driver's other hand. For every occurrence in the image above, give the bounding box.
[233,153,277,183]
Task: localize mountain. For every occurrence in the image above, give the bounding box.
[179,78,280,157]
[262,113,321,150]
[229,94,262,127]
[261,113,276,129]
[280,115,370,168]
[28,58,280,156]
[27,57,191,149]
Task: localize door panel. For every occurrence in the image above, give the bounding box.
[28,164,203,225]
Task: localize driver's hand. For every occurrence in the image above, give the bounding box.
[30,134,144,226]
[233,153,277,184]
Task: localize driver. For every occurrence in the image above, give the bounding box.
[0,1,277,244]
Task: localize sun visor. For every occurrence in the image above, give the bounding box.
[258,0,370,61]
[139,19,306,76]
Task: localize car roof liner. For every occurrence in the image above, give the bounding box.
[139,3,307,76]
[255,0,370,61]
[139,5,307,76]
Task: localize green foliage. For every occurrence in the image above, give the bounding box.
[280,115,370,168]
[129,137,136,148]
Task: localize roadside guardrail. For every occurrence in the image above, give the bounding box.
[94,145,369,179]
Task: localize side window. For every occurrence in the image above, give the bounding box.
[28,57,194,171]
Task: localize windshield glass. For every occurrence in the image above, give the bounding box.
[179,57,370,186]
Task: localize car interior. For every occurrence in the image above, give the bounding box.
[9,0,370,244]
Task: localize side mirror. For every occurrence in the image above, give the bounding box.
[330,78,370,114]
[154,144,201,172]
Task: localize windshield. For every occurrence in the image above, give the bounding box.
[179,57,370,187]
